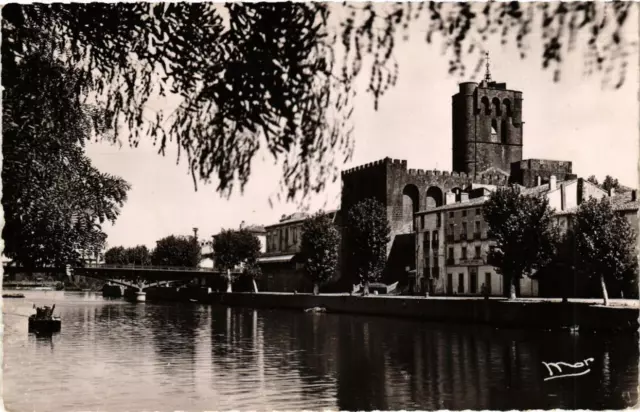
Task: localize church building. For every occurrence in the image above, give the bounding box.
[340,56,585,293]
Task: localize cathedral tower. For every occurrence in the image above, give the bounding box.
[452,53,523,176]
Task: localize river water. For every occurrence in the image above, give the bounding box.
[2,291,638,411]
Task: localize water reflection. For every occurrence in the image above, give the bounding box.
[3,292,638,411]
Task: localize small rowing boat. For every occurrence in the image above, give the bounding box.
[29,304,61,333]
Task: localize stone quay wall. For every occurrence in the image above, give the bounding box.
[195,292,639,332]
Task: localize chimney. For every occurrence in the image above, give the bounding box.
[460,193,469,203]
[536,176,542,186]
[632,190,637,202]
[445,191,456,205]
[549,175,557,190]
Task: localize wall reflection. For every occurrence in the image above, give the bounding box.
[4,292,638,412]
[211,307,638,410]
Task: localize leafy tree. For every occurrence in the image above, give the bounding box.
[346,199,390,295]
[572,197,636,306]
[151,235,201,268]
[483,186,560,300]
[2,54,130,269]
[2,2,634,201]
[587,175,599,186]
[242,263,263,294]
[105,245,151,266]
[601,175,621,192]
[213,229,262,292]
[300,212,341,295]
[586,175,622,193]
[124,245,152,266]
[104,246,127,265]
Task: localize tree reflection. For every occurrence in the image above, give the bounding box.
[206,306,637,410]
[145,302,206,387]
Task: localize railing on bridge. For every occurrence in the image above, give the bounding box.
[80,263,243,274]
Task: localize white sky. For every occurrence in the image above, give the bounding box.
[86,6,639,249]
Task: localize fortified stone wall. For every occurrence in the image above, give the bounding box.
[511,159,574,187]
[341,157,511,286]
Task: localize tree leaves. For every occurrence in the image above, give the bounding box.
[573,197,636,284]
[346,198,391,284]
[482,186,560,284]
[213,229,261,273]
[105,245,151,266]
[150,235,201,267]
[3,2,635,203]
[300,211,340,285]
[2,54,130,268]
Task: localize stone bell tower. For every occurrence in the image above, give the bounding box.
[452,53,524,176]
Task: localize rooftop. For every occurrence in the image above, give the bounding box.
[611,190,640,212]
[265,209,339,228]
[244,224,266,234]
[417,180,581,215]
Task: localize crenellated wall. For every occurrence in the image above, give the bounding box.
[341,157,514,287]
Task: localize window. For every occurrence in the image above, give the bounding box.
[447,273,454,295]
[293,227,297,243]
[458,273,464,293]
[475,221,481,233]
[482,96,491,115]
[420,215,425,229]
[285,228,289,245]
[423,235,429,253]
[476,208,481,216]
[449,211,454,218]
[461,246,467,260]
[432,231,438,243]
[462,210,467,217]
[448,247,454,260]
[436,213,441,228]
[475,246,481,258]
[462,222,468,238]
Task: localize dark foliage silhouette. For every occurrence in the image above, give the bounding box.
[2,55,130,268]
[2,2,635,202]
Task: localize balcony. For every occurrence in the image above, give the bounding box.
[446,235,454,243]
[459,233,468,242]
[446,258,455,265]
[473,232,481,240]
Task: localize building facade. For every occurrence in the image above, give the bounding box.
[414,177,608,296]
[259,210,341,292]
[340,70,578,289]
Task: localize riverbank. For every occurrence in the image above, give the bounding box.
[191,291,639,332]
